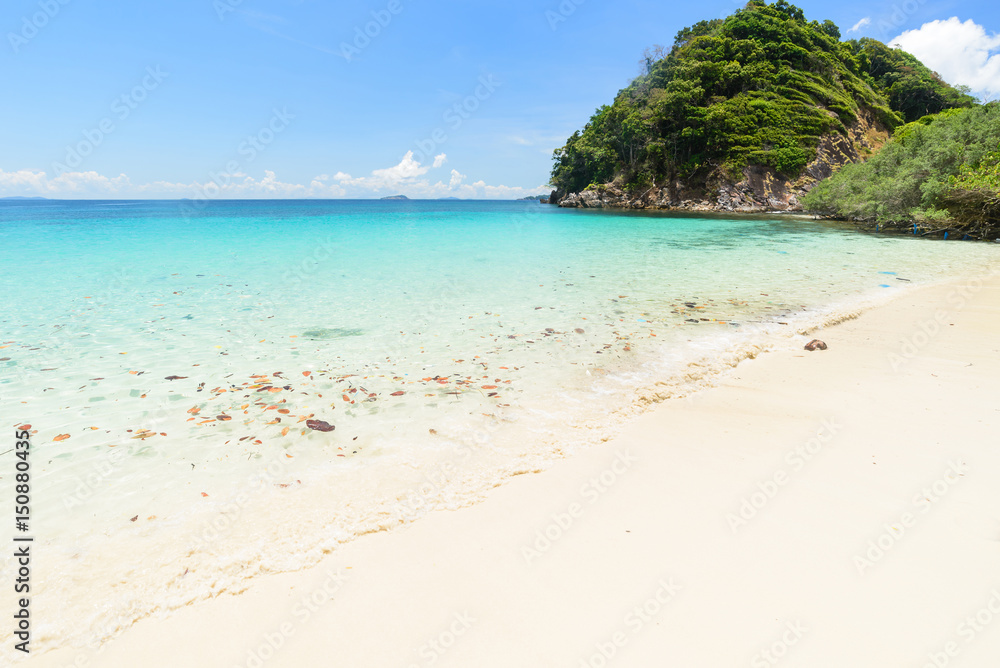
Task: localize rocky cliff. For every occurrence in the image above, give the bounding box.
[551,108,890,213]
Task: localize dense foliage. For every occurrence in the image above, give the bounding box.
[849,38,975,123]
[550,1,974,195]
[801,104,1000,235]
[942,150,1000,230]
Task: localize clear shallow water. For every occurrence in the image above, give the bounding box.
[1,199,998,650]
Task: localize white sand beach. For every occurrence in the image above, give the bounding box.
[26,269,1000,668]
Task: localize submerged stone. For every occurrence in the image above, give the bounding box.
[301,328,364,340]
[306,419,335,432]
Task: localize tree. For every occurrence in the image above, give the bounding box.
[639,44,668,77]
[773,0,805,22]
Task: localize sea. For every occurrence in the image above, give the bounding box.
[1,199,997,653]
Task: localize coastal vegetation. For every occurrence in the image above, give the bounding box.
[803,104,1000,238]
[549,1,974,202]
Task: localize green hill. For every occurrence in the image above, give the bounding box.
[549,0,974,211]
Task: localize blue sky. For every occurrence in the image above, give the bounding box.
[1,0,998,199]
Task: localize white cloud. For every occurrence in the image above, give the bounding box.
[0,168,133,195]
[330,151,450,193]
[892,18,1000,99]
[847,17,871,34]
[140,170,322,198]
[366,150,430,185]
[0,158,548,201]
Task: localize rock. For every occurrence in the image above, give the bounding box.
[306,419,335,432]
[553,109,890,214]
[577,191,606,208]
[804,339,828,351]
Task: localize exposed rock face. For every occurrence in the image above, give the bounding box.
[553,108,890,213]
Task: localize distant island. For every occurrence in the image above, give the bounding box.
[1,196,48,200]
[519,195,547,201]
[380,195,409,200]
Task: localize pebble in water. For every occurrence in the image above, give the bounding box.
[305,419,335,432]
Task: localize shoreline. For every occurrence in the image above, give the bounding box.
[549,193,1000,241]
[554,201,1000,241]
[7,201,998,659]
[20,266,1000,666]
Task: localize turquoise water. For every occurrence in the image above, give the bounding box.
[2,199,998,650]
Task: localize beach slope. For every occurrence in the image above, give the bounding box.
[27,271,1000,668]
